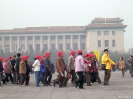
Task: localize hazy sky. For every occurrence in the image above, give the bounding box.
[0,0,133,51]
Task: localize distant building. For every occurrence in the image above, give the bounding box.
[0,17,127,53]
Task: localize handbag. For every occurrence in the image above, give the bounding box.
[101,64,106,70]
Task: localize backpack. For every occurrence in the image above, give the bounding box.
[40,64,45,73]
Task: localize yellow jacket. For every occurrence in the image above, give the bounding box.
[101,53,115,70]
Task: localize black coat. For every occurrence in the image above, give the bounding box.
[44,58,51,72]
[16,57,20,72]
[11,59,16,72]
[0,62,3,72]
[25,61,31,74]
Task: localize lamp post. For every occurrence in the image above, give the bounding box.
[18,48,22,53]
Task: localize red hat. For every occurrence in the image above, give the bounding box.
[89,54,95,58]
[78,50,82,54]
[70,51,76,55]
[42,55,46,58]
[21,56,26,60]
[86,53,90,57]
[0,57,3,61]
[58,51,63,56]
[45,52,51,56]
[84,54,88,57]
[36,55,42,60]
[23,56,29,60]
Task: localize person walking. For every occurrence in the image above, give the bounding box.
[127,55,133,77]
[11,55,16,84]
[19,56,27,87]
[92,55,102,84]
[84,54,92,86]
[0,57,4,86]
[119,57,125,77]
[101,49,115,86]
[32,55,42,87]
[74,50,86,89]
[40,55,46,83]
[43,52,52,86]
[64,51,77,86]
[89,54,96,84]
[53,51,66,88]
[29,62,33,74]
[24,56,31,86]
[16,53,21,84]
[4,57,14,84]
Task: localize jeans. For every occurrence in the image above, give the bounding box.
[35,71,41,86]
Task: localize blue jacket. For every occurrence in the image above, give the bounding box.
[40,64,45,73]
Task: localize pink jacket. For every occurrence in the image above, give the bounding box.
[3,62,6,72]
[74,55,86,72]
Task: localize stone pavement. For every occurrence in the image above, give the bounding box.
[0,71,133,99]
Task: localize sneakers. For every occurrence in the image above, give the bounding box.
[21,85,25,87]
[36,85,41,87]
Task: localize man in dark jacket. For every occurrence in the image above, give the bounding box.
[43,52,52,86]
[128,55,133,77]
[16,53,21,84]
[24,56,30,86]
[0,57,4,86]
[11,55,16,83]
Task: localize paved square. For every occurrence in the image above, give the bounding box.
[0,71,133,99]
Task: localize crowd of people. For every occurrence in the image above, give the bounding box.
[0,49,133,89]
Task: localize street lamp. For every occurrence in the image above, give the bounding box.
[18,48,22,53]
